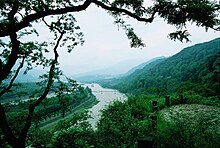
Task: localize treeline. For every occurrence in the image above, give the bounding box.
[0,82,40,103]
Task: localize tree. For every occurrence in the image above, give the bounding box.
[51,111,95,148]
[157,105,220,148]
[0,0,219,147]
[58,95,70,118]
[96,96,152,147]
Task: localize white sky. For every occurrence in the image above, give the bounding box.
[35,4,220,75]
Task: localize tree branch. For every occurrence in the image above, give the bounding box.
[0,0,157,37]
[0,1,22,147]
[0,104,19,148]
[0,34,20,83]
[0,0,92,37]
[18,31,64,144]
[0,55,26,97]
[92,0,156,23]
[0,0,20,83]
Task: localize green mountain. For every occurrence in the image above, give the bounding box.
[100,38,220,97]
[124,56,166,76]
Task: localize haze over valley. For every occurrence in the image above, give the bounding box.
[1,1,220,147]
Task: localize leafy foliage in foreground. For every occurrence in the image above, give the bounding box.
[21,94,220,148]
[96,97,152,148]
[0,86,96,147]
[0,0,220,147]
[157,104,220,148]
[27,95,155,148]
[50,111,95,148]
[26,111,95,147]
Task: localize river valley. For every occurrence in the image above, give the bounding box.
[85,83,127,128]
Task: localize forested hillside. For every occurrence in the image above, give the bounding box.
[124,56,166,76]
[100,38,220,97]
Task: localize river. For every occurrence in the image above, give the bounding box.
[84,83,127,128]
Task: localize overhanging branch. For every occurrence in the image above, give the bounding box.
[93,0,156,23]
[0,0,157,37]
[0,0,92,37]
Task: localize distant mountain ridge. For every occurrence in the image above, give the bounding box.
[71,58,163,82]
[99,37,220,97]
[125,56,166,76]
[3,68,43,83]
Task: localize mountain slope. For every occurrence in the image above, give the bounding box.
[99,57,166,90]
[71,59,153,82]
[101,37,220,97]
[125,56,166,76]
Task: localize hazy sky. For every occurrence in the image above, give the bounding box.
[36,4,220,75]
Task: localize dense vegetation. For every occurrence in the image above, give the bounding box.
[1,34,219,148]
[1,38,217,148]
[100,37,220,99]
[0,85,97,147]
[0,0,220,147]
[4,94,218,148]
[0,83,39,103]
[82,38,220,147]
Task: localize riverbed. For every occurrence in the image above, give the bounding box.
[85,83,127,128]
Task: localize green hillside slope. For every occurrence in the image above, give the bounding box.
[125,56,166,76]
[101,38,220,97]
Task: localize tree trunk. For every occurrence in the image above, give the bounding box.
[10,139,26,148]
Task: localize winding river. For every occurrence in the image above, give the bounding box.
[85,83,127,128]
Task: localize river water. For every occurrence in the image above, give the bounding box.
[84,83,127,128]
